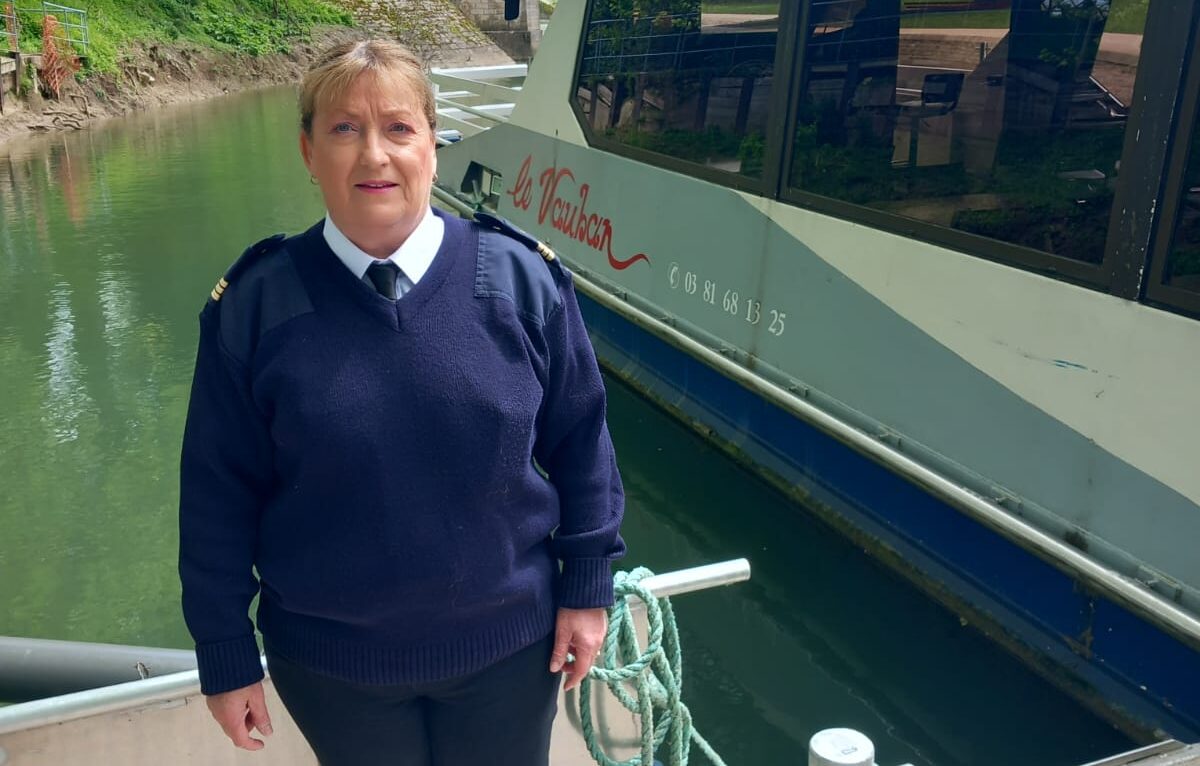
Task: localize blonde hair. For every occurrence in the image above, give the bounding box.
[299,40,436,136]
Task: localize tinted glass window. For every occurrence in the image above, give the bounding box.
[1164,109,1200,292]
[788,0,1146,264]
[577,0,781,178]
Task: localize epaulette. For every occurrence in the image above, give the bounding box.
[210,233,286,302]
[473,211,558,265]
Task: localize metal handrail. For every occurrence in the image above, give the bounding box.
[1,2,19,53]
[433,94,511,125]
[0,559,750,736]
[13,1,87,52]
[43,1,88,51]
[0,664,210,736]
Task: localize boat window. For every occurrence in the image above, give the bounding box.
[1161,106,1200,294]
[786,0,1146,265]
[576,0,782,178]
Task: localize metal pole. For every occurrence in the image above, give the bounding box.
[637,559,750,599]
[0,637,197,702]
[433,95,511,124]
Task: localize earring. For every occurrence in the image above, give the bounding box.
[309,175,319,185]
[432,172,439,183]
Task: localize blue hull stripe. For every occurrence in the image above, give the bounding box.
[578,292,1200,740]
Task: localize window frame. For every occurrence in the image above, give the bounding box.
[1143,5,1200,319]
[567,0,801,197]
[776,0,1177,292]
[568,0,1200,319]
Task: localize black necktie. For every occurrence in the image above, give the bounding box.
[366,261,401,300]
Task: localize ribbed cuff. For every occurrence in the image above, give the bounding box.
[195,635,265,695]
[559,558,615,608]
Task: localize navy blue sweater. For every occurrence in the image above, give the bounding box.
[179,211,626,695]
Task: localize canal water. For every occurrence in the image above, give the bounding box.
[0,85,1135,765]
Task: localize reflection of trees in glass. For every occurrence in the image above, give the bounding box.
[1168,123,1200,281]
[610,124,766,174]
[1102,0,1146,33]
[790,87,1124,262]
[1031,0,1109,72]
[787,0,1136,262]
[580,0,776,176]
[581,0,703,131]
[790,98,905,202]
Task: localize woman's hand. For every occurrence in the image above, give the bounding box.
[550,607,608,690]
[205,681,274,750]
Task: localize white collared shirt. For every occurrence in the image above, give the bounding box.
[322,208,446,296]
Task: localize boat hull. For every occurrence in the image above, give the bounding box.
[578,289,1200,741]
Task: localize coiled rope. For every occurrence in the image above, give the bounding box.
[580,567,729,766]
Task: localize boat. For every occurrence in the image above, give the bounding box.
[425,0,1200,745]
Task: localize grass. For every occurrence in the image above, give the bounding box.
[703,1,779,14]
[900,0,1148,33]
[900,9,1010,29]
[1104,0,1149,34]
[14,0,351,74]
[703,0,1146,32]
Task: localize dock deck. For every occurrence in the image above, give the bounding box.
[0,676,636,765]
[1085,741,1200,766]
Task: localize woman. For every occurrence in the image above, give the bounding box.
[178,40,626,765]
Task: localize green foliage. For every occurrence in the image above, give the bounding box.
[587,0,703,57]
[193,6,290,56]
[737,132,764,176]
[899,9,1010,29]
[18,60,35,96]
[12,0,351,73]
[788,95,1128,262]
[1167,128,1200,280]
[614,125,738,163]
[702,0,777,11]
[1103,0,1148,34]
[898,0,1146,33]
[1171,243,1200,279]
[15,7,43,51]
[610,124,766,176]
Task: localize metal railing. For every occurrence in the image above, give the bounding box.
[0,559,750,738]
[430,64,523,139]
[40,1,87,53]
[12,1,87,54]
[2,2,18,52]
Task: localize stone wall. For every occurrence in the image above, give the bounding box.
[454,0,541,61]
[343,0,514,67]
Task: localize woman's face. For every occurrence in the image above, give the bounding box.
[300,72,437,256]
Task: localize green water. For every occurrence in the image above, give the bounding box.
[0,86,1134,765]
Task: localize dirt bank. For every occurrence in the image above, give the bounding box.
[0,5,513,150]
[0,27,368,147]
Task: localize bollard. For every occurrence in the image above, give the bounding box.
[809,728,875,766]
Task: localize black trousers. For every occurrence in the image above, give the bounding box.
[265,635,561,766]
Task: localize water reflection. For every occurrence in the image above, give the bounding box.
[0,86,324,649]
[42,284,93,443]
[608,379,1133,766]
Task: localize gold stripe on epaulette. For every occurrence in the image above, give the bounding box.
[210,276,229,302]
[536,242,556,262]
